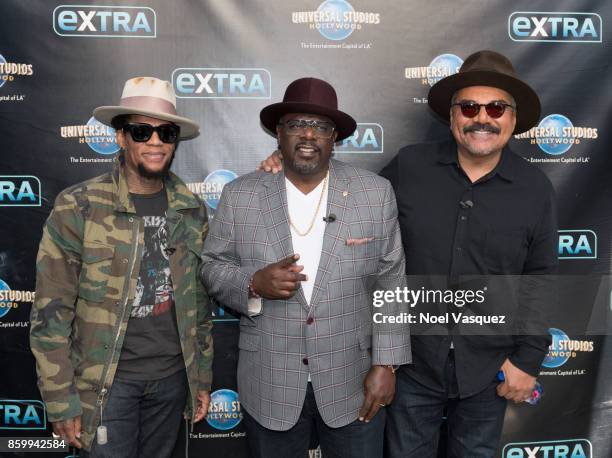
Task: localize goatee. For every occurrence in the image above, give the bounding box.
[137,152,175,179]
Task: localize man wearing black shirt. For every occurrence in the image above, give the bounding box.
[381,51,557,457]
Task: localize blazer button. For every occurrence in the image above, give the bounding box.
[306,317,314,325]
[302,358,309,365]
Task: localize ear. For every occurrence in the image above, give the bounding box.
[116,129,127,149]
[276,125,283,144]
[510,111,517,131]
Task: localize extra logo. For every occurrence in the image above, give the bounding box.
[336,123,383,154]
[187,169,238,211]
[0,176,41,207]
[0,400,46,430]
[0,53,33,89]
[515,114,597,159]
[509,12,602,43]
[53,5,156,38]
[292,0,380,46]
[542,328,594,369]
[0,279,35,318]
[503,438,592,458]
[61,116,120,161]
[206,389,242,431]
[405,54,464,87]
[173,68,271,99]
[558,230,597,260]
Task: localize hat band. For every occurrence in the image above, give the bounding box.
[120,96,177,116]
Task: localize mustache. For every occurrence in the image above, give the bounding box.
[463,123,500,134]
[294,142,321,152]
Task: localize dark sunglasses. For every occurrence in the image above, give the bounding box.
[122,123,180,144]
[452,101,516,119]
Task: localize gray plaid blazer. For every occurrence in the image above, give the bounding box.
[200,159,411,430]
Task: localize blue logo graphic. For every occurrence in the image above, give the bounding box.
[316,0,355,41]
[85,117,120,155]
[202,170,238,210]
[509,12,602,43]
[0,54,6,89]
[542,328,571,368]
[0,176,41,207]
[206,389,242,430]
[337,123,383,154]
[536,114,574,155]
[0,400,46,430]
[427,54,463,86]
[173,68,271,99]
[53,5,156,38]
[558,230,597,260]
[503,438,592,458]
[0,279,12,319]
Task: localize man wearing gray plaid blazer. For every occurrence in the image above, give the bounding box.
[200,77,411,458]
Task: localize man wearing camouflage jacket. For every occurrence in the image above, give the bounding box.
[30,77,213,457]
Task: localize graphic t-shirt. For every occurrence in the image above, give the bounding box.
[115,188,184,380]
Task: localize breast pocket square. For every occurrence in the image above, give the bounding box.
[346,237,374,246]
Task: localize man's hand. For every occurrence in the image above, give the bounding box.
[252,254,306,299]
[193,390,211,423]
[52,416,82,448]
[496,358,537,403]
[256,150,283,174]
[358,366,396,422]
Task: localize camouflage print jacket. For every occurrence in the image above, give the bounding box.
[30,160,213,451]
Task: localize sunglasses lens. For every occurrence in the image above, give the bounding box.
[485,102,505,118]
[128,124,153,142]
[158,125,180,143]
[460,103,479,118]
[124,123,180,143]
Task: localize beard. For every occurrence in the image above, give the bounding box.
[136,150,176,179]
[284,142,333,175]
[292,157,320,174]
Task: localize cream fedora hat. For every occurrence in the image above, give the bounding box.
[93,76,200,140]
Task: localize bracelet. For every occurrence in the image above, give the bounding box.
[383,365,397,374]
[248,276,261,299]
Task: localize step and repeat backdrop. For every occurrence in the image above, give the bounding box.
[1,1,611,457]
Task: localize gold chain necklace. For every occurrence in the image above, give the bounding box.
[288,171,329,237]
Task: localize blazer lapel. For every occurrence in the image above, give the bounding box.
[309,160,351,310]
[259,172,308,309]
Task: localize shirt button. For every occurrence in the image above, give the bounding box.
[128,217,134,223]
[122,258,128,264]
[302,358,309,365]
[460,216,467,221]
[456,247,463,252]
[306,317,314,325]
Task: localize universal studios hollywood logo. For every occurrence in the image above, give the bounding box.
[405,54,464,87]
[292,1,380,42]
[514,114,597,158]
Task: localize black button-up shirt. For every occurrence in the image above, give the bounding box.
[380,138,558,397]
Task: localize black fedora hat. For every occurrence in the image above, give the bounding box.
[428,50,541,134]
[260,77,357,141]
